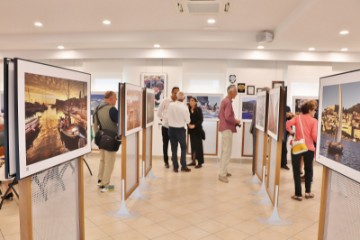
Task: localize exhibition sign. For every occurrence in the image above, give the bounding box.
[317,69,360,183]
[15,58,91,179]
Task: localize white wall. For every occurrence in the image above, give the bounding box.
[2,58,360,160]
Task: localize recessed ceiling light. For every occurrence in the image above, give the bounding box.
[341,48,348,52]
[339,30,349,35]
[34,22,43,27]
[154,44,160,48]
[102,19,111,25]
[257,45,264,49]
[57,45,65,50]
[308,47,315,51]
[207,18,216,24]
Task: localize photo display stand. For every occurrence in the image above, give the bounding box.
[316,70,360,240]
[254,91,269,182]
[119,83,141,200]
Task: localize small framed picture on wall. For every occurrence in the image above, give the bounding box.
[247,85,255,95]
[237,83,246,93]
[272,81,284,89]
[256,88,263,93]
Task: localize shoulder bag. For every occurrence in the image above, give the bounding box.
[291,115,308,155]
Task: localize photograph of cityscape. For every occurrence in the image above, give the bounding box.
[24,72,88,166]
[241,96,256,122]
[255,91,267,131]
[125,84,142,136]
[267,88,280,140]
[319,81,360,174]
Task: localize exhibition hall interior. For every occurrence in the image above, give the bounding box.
[1,1,360,240]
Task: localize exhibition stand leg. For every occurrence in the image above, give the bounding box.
[250,174,261,184]
[147,170,157,179]
[0,178,19,210]
[115,179,131,217]
[139,161,148,190]
[253,166,267,196]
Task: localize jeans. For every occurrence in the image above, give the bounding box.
[161,126,170,164]
[291,150,314,196]
[168,127,187,170]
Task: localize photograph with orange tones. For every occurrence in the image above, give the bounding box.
[125,84,142,136]
[267,88,280,140]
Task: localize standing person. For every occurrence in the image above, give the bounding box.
[187,97,204,168]
[286,100,318,201]
[167,91,191,173]
[157,87,179,168]
[218,85,241,183]
[93,91,118,192]
[281,106,293,170]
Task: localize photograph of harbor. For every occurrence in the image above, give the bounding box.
[255,92,267,131]
[267,89,280,140]
[146,89,155,127]
[241,96,256,122]
[186,94,222,119]
[25,72,88,165]
[125,84,142,135]
[319,81,360,172]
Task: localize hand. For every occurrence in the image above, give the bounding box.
[236,119,241,125]
[188,124,195,129]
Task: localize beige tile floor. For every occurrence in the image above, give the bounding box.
[0,152,322,240]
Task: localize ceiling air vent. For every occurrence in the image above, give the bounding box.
[187,0,220,14]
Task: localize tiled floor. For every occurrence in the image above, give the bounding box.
[0,153,322,240]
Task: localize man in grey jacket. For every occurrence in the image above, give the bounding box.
[93,91,118,192]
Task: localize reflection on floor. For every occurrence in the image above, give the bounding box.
[0,152,322,240]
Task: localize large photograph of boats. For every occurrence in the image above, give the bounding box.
[16,59,91,179]
[125,84,142,136]
[255,91,267,131]
[318,71,360,183]
[186,94,222,119]
[267,88,280,140]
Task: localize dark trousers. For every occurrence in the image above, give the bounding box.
[190,133,204,164]
[281,140,288,167]
[291,150,314,196]
[161,126,170,164]
[168,127,187,170]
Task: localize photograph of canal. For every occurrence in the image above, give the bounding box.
[24,72,88,165]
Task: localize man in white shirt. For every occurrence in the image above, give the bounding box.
[157,87,179,168]
[167,91,191,172]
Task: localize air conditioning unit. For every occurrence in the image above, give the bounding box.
[177,0,229,14]
[256,31,274,43]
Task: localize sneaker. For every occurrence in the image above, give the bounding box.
[3,192,13,200]
[97,179,102,186]
[100,185,114,193]
[218,176,229,183]
[226,172,232,177]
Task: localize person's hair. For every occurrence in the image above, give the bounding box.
[171,86,180,93]
[176,91,185,100]
[227,85,236,93]
[188,96,198,108]
[301,100,317,114]
[104,91,116,99]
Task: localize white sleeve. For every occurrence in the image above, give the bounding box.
[157,99,165,119]
[184,106,190,124]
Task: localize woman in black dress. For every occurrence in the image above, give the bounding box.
[187,97,204,168]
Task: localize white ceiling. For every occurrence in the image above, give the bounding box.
[0,0,359,53]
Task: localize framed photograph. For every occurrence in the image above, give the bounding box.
[125,83,143,136]
[90,92,105,115]
[141,73,167,109]
[143,88,155,128]
[255,91,267,131]
[267,87,281,140]
[247,85,255,95]
[272,81,284,89]
[15,58,91,179]
[241,96,256,122]
[186,93,223,119]
[292,96,318,115]
[317,69,360,183]
[237,83,246,93]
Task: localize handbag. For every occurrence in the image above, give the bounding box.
[201,129,206,140]
[291,115,308,155]
[94,105,121,152]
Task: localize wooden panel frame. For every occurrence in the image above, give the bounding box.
[318,167,329,240]
[266,86,285,205]
[186,121,219,156]
[142,126,153,176]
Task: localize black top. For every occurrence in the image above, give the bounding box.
[188,106,203,135]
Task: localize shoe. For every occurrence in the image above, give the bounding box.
[165,163,169,168]
[173,169,179,173]
[97,179,101,186]
[226,173,232,177]
[181,167,191,172]
[291,195,302,201]
[187,162,196,166]
[218,176,229,183]
[281,165,290,170]
[195,164,202,168]
[305,193,314,199]
[100,185,114,193]
[3,192,13,200]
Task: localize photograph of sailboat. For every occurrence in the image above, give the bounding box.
[24,72,88,166]
[319,82,360,173]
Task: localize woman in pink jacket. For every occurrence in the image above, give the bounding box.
[286,100,318,201]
